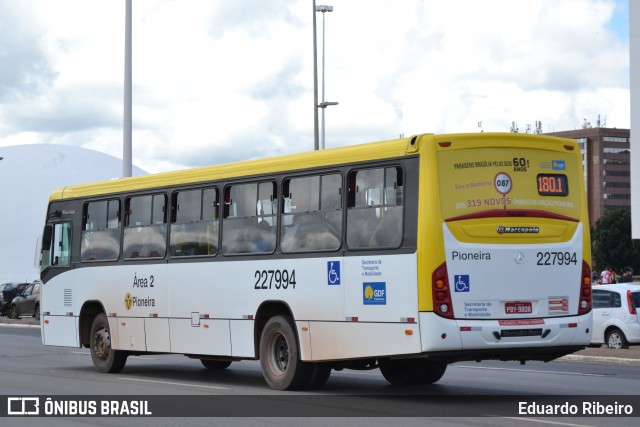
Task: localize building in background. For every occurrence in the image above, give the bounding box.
[0,144,146,284]
[545,127,631,226]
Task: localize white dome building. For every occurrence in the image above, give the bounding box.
[0,144,146,284]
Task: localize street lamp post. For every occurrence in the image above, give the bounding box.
[316,4,336,150]
[123,0,132,177]
[312,0,319,151]
[313,2,337,150]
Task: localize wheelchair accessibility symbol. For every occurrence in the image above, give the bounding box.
[327,261,341,285]
[454,275,470,292]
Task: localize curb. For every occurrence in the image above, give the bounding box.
[558,354,640,366]
[0,322,40,329]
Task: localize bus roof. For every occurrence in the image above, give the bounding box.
[49,132,576,201]
[49,135,418,201]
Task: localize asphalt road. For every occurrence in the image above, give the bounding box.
[1,323,639,427]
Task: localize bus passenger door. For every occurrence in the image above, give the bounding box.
[40,221,79,347]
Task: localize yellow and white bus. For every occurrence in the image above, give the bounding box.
[39,133,592,390]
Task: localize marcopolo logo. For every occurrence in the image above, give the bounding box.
[497,226,540,234]
[363,282,386,305]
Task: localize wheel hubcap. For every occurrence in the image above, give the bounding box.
[272,334,289,374]
[93,328,110,360]
[608,334,622,349]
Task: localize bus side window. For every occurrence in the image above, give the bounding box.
[170,188,219,257]
[280,173,342,253]
[347,167,403,249]
[222,182,276,255]
[81,199,121,262]
[123,194,167,258]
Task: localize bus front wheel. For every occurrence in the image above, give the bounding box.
[90,313,128,373]
[259,315,312,390]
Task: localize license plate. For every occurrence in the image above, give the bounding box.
[505,301,532,314]
[501,328,543,337]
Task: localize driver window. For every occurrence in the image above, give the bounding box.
[41,222,72,271]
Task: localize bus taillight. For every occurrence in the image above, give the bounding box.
[578,260,592,315]
[432,262,454,319]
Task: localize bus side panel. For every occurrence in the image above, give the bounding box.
[116,317,146,351]
[343,253,419,323]
[169,318,232,355]
[419,312,463,352]
[307,321,422,361]
[145,318,170,352]
[41,270,79,348]
[41,315,79,348]
[230,319,255,358]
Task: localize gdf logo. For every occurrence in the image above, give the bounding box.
[363,282,387,305]
[124,293,133,310]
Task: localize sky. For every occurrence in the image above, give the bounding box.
[0,0,631,174]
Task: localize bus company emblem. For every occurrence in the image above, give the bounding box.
[552,160,566,170]
[124,293,133,310]
[497,226,540,234]
[363,282,386,305]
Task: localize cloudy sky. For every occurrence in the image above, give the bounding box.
[0,0,630,174]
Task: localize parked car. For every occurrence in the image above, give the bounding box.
[591,284,640,349]
[8,281,41,320]
[1,282,30,316]
[0,283,13,315]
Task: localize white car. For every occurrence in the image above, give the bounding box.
[591,283,640,349]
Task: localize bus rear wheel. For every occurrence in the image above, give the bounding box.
[305,363,331,390]
[379,359,447,385]
[201,360,232,370]
[259,315,312,390]
[420,361,447,384]
[90,313,128,373]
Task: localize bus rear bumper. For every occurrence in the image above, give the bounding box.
[419,311,592,361]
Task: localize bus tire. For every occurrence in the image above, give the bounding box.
[304,363,331,390]
[201,360,232,370]
[379,359,422,385]
[259,315,311,390]
[90,313,128,373]
[380,359,443,385]
[419,361,447,384]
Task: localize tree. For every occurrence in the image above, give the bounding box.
[591,209,640,276]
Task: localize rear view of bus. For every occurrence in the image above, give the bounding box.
[421,133,592,362]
